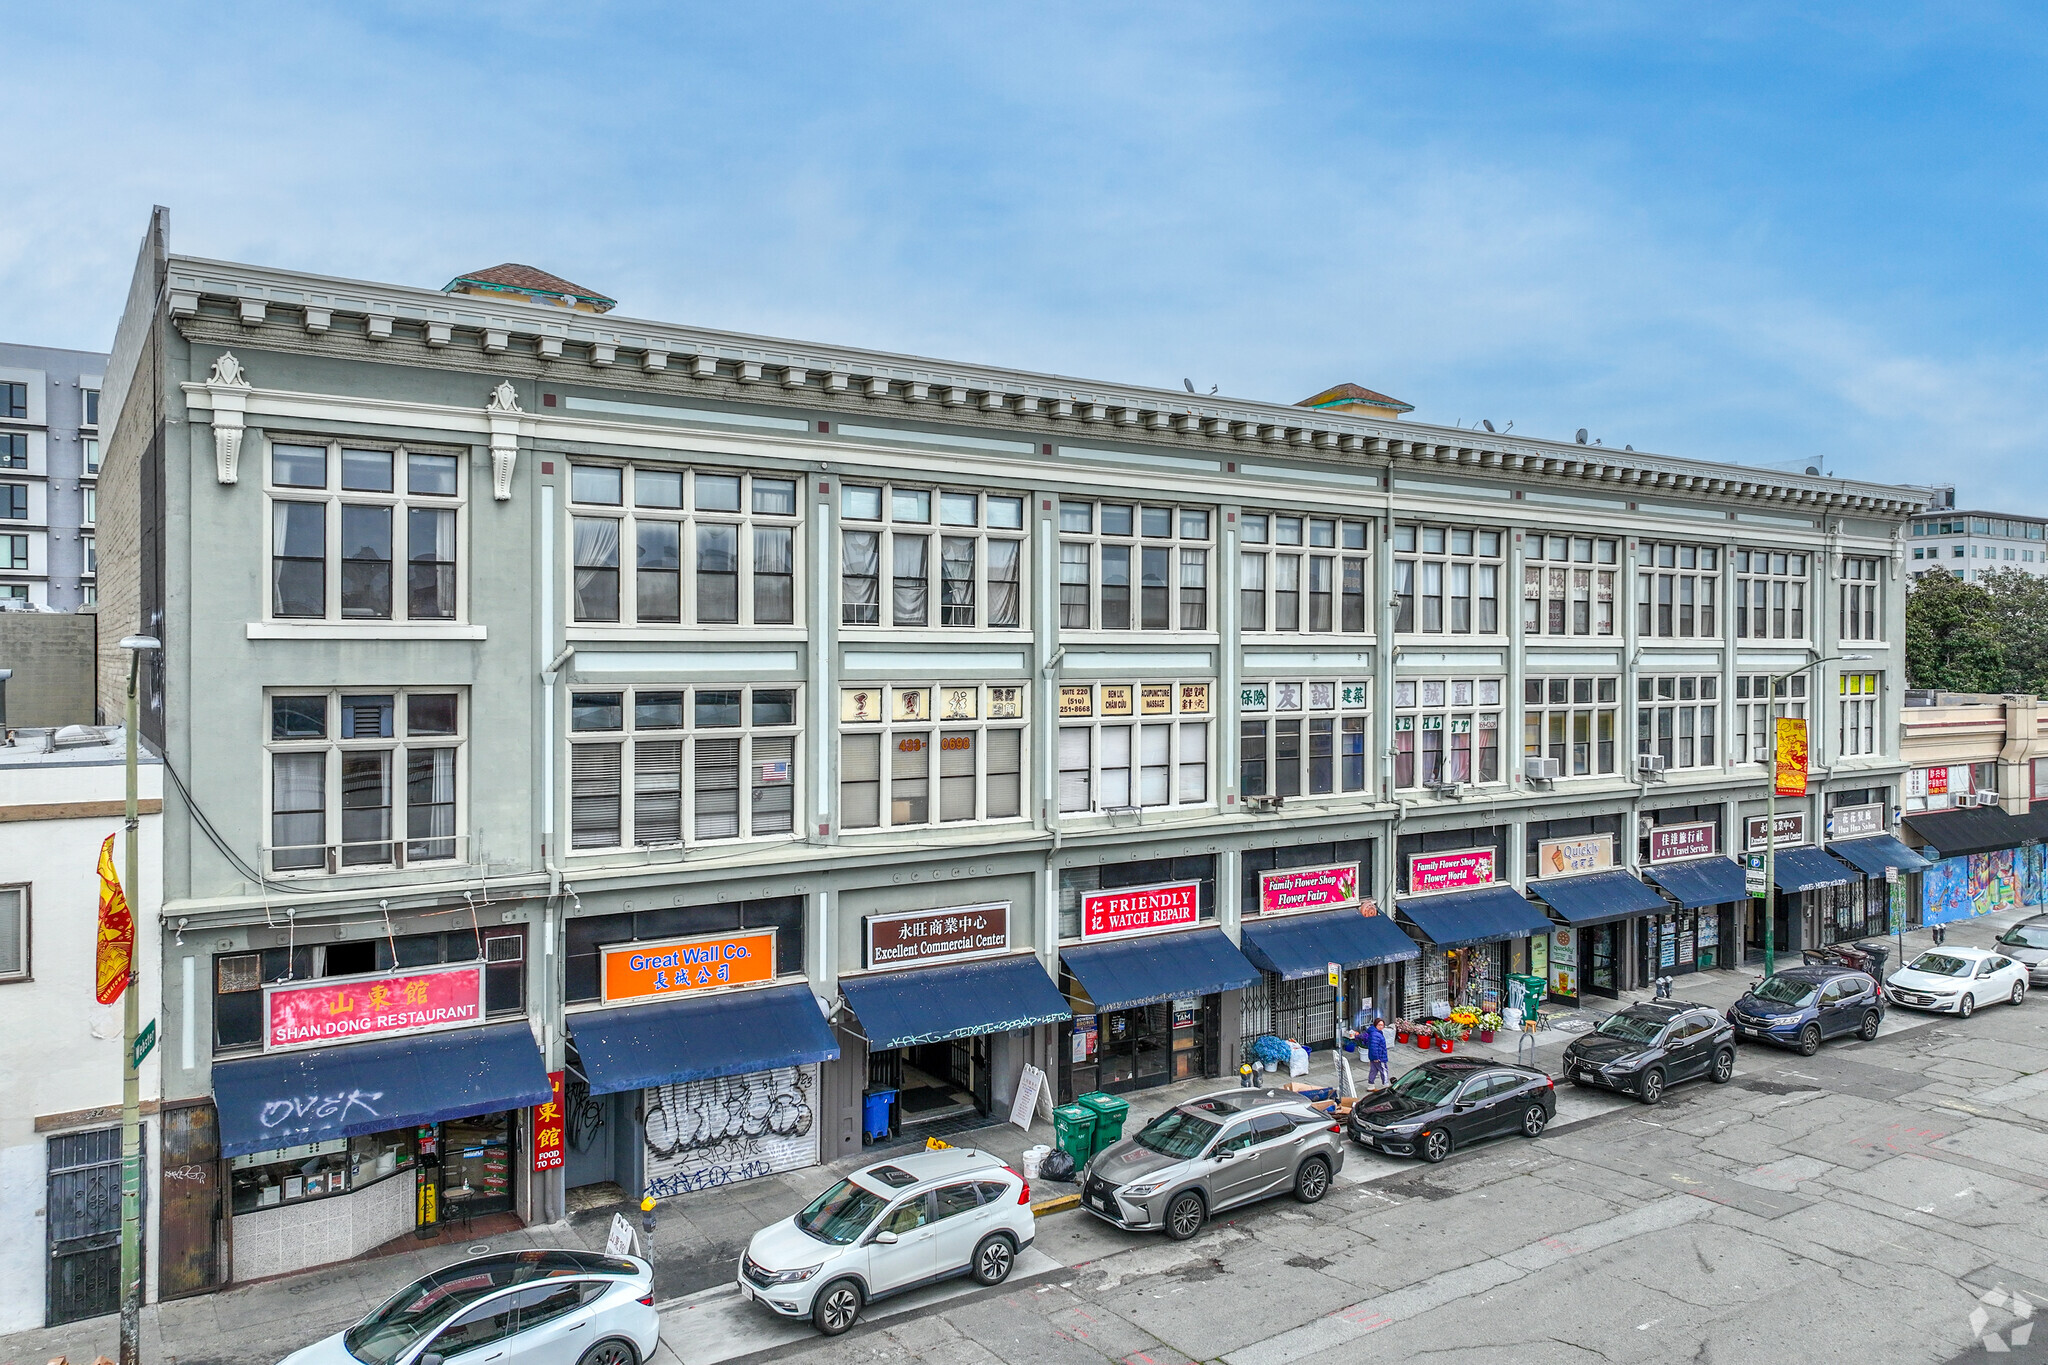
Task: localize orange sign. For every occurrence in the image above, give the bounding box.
[601,930,777,1003]
[94,833,134,1005]
[1774,718,1808,797]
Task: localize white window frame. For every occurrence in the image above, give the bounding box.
[80,534,95,578]
[1523,675,1621,777]
[1840,556,1882,642]
[81,436,100,477]
[1733,673,1807,763]
[1391,524,1503,635]
[837,684,1028,831]
[81,388,99,430]
[264,436,469,624]
[1636,674,1719,771]
[1058,501,1213,633]
[80,484,95,529]
[1635,542,1721,639]
[839,483,1026,631]
[1839,672,1880,758]
[1523,534,1619,637]
[0,884,27,982]
[1238,513,1371,635]
[1239,679,1371,798]
[1056,682,1212,813]
[1392,677,1503,789]
[1733,548,1809,641]
[264,688,467,875]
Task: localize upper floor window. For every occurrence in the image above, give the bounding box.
[80,485,95,528]
[82,389,99,428]
[267,689,464,873]
[1393,677,1501,788]
[1839,673,1880,757]
[1732,673,1805,762]
[81,535,95,577]
[1056,682,1211,812]
[82,437,99,475]
[1240,680,1370,798]
[269,440,464,622]
[1636,543,1719,639]
[0,383,23,420]
[572,464,797,628]
[841,484,1023,629]
[0,484,25,520]
[569,685,797,850]
[0,434,23,470]
[1523,676,1619,777]
[1,535,25,571]
[1524,534,1617,636]
[0,885,24,981]
[1058,502,1211,632]
[1841,557,1881,641]
[1637,675,1718,771]
[1239,514,1369,633]
[839,684,1026,830]
[1733,549,1807,640]
[1392,525,1502,634]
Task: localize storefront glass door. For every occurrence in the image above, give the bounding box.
[1586,925,1619,996]
[1098,1004,1174,1093]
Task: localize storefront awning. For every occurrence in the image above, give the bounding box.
[1396,886,1554,949]
[212,1021,552,1159]
[1527,870,1670,927]
[1239,909,1419,979]
[1770,845,1857,893]
[840,955,1071,1051]
[1903,802,2048,859]
[1061,927,1261,1014]
[567,982,840,1095]
[1642,857,1751,909]
[1830,834,1935,878]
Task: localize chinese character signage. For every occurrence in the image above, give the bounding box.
[1648,821,1718,863]
[1408,849,1496,894]
[1744,812,1807,850]
[1258,863,1363,915]
[1536,834,1614,878]
[939,687,979,720]
[891,687,929,722]
[1178,683,1210,715]
[865,902,1011,970]
[264,964,484,1052]
[1081,881,1200,939]
[601,930,777,1003]
[1774,717,1808,798]
[1241,684,1269,712]
[1829,803,1884,839]
[533,1071,566,1172]
[988,687,1022,719]
[841,688,882,723]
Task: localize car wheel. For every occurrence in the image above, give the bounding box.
[970,1233,1016,1286]
[1711,1047,1736,1083]
[1859,1010,1880,1041]
[1959,994,1976,1019]
[1164,1190,1206,1241]
[1521,1103,1549,1138]
[1293,1156,1332,1204]
[1797,1024,1822,1057]
[2013,981,2028,1007]
[576,1341,638,1365]
[811,1279,863,1336]
[1420,1128,1453,1163]
[1639,1069,1665,1105]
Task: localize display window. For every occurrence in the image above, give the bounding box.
[230,1128,418,1214]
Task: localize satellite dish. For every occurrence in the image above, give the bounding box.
[1481,419,1496,433]
[1575,428,1589,445]
[1184,379,1195,393]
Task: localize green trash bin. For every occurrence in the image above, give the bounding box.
[1508,973,1547,1023]
[1076,1092,1130,1158]
[1052,1102,1097,1170]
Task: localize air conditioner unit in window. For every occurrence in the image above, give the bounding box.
[1637,754,1668,778]
[1426,780,1464,800]
[1978,790,2002,807]
[1952,791,1976,808]
[1525,757,1560,783]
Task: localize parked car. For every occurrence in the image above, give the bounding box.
[738,1147,1032,1336]
[1348,1057,1556,1163]
[1886,947,2028,1016]
[280,1249,657,1365]
[1727,966,1884,1054]
[1562,1001,1737,1103]
[1995,914,2048,985]
[1080,1087,1345,1241]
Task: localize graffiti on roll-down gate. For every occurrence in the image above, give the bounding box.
[641,1064,818,1197]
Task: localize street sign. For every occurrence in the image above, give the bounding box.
[1885,866,1899,885]
[1327,962,1341,989]
[1745,853,1767,899]
[131,1019,156,1070]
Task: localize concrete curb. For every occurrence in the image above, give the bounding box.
[1030,1191,1081,1215]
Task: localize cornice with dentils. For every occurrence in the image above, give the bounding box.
[164,254,1932,517]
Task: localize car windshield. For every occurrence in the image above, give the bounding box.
[1133,1109,1221,1158]
[795,1178,889,1245]
[1593,1012,1665,1044]
[1908,952,1972,978]
[345,1270,510,1365]
[1999,924,2048,950]
[1752,977,1818,1006]
[1388,1067,1463,1105]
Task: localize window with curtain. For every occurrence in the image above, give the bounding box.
[265,689,465,873]
[1056,501,1212,632]
[1391,524,1502,635]
[568,686,798,850]
[569,464,798,626]
[837,684,1027,830]
[1240,514,1370,636]
[266,440,465,622]
[840,484,1024,629]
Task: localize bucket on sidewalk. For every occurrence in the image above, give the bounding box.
[1020,1144,1051,1179]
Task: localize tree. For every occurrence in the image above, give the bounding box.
[1905,569,2005,692]
[1981,568,2048,694]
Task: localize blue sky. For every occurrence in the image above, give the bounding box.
[5,3,2044,506]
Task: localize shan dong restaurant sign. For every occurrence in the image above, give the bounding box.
[265,964,483,1052]
[1081,881,1200,939]
[866,902,1011,970]
[1408,849,1496,895]
[602,929,777,1003]
[1258,863,1363,916]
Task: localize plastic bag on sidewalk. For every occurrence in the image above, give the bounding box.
[1288,1041,1310,1076]
[1040,1149,1076,1182]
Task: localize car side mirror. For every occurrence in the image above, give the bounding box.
[1454,1102,1474,1112]
[872,1230,899,1245]
[1214,1148,1235,1161]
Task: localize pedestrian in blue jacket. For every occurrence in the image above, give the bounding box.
[1365,1017,1390,1087]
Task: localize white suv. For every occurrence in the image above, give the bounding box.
[738,1147,1034,1335]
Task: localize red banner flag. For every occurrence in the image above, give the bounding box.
[94,833,134,1005]
[1774,718,1809,799]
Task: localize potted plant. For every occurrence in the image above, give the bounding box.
[1415,1022,1435,1050]
[1433,1019,1457,1053]
[1449,1008,1479,1041]
[1393,1021,1411,1045]
[1477,1010,1504,1044]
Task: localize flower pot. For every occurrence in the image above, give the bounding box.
[1394,1030,1410,1044]
[1416,1036,1433,1051]
[1438,1039,1454,1053]
[1460,1029,1472,1041]
[1479,1030,1495,1043]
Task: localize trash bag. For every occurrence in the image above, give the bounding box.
[1247,1035,1292,1069]
[1288,1041,1311,1076]
[1040,1149,1076,1182]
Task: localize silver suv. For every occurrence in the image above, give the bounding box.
[1078,1088,1345,1241]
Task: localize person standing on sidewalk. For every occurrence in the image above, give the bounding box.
[1364,1017,1390,1088]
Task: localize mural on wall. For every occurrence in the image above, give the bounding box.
[641,1065,818,1197]
[1923,848,2037,926]
[2023,845,2048,909]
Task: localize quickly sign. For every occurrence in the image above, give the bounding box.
[1408,849,1496,894]
[1536,834,1614,878]
[265,964,484,1052]
[1648,821,1718,864]
[1258,863,1361,915]
[601,930,777,1003]
[1080,881,1200,939]
[865,902,1011,970]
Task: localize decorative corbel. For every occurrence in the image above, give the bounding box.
[486,380,523,501]
[204,352,253,484]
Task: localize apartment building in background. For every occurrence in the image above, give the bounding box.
[1908,503,2048,582]
[0,341,107,609]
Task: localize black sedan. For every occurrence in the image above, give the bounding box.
[1562,1001,1736,1104]
[1349,1057,1556,1163]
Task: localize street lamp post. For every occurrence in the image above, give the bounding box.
[1762,652,1869,976]
[116,633,158,1365]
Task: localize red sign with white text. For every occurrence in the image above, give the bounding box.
[1648,821,1718,864]
[1408,849,1496,895]
[264,965,484,1052]
[1081,881,1200,939]
[533,1071,566,1172]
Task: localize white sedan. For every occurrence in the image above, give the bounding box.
[1885,947,2029,1017]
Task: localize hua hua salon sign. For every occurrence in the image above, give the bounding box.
[1408,849,1496,895]
[264,965,483,1052]
[1081,881,1200,939]
[602,930,777,1003]
[1258,863,1363,916]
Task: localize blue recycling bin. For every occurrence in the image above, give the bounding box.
[863,1089,897,1143]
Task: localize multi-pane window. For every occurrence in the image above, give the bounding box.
[268,440,464,621]
[0,383,23,419]
[1733,550,1808,640]
[1733,673,1806,762]
[1637,675,1718,770]
[1522,676,1619,776]
[1841,557,1881,641]
[1058,502,1212,631]
[0,535,25,571]
[1240,680,1370,798]
[82,389,99,428]
[0,584,25,601]
[1239,514,1369,633]
[1392,678,1502,788]
[266,690,464,873]
[1636,543,1720,638]
[1392,525,1502,634]
[0,434,23,469]
[1839,673,1880,757]
[1056,682,1211,812]
[840,485,1023,629]
[1523,534,1617,636]
[571,464,797,627]
[569,686,797,849]
[839,684,1026,829]
[0,484,24,520]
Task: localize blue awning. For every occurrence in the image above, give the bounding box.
[1397,885,1554,949]
[1061,927,1261,1013]
[567,982,840,1095]
[1643,857,1752,909]
[212,1022,552,1159]
[1772,845,1858,893]
[1527,870,1670,927]
[840,955,1071,1051]
[1829,835,1935,878]
[1239,909,1419,979]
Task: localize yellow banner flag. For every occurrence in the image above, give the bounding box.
[94,833,134,1005]
[1774,717,1809,798]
